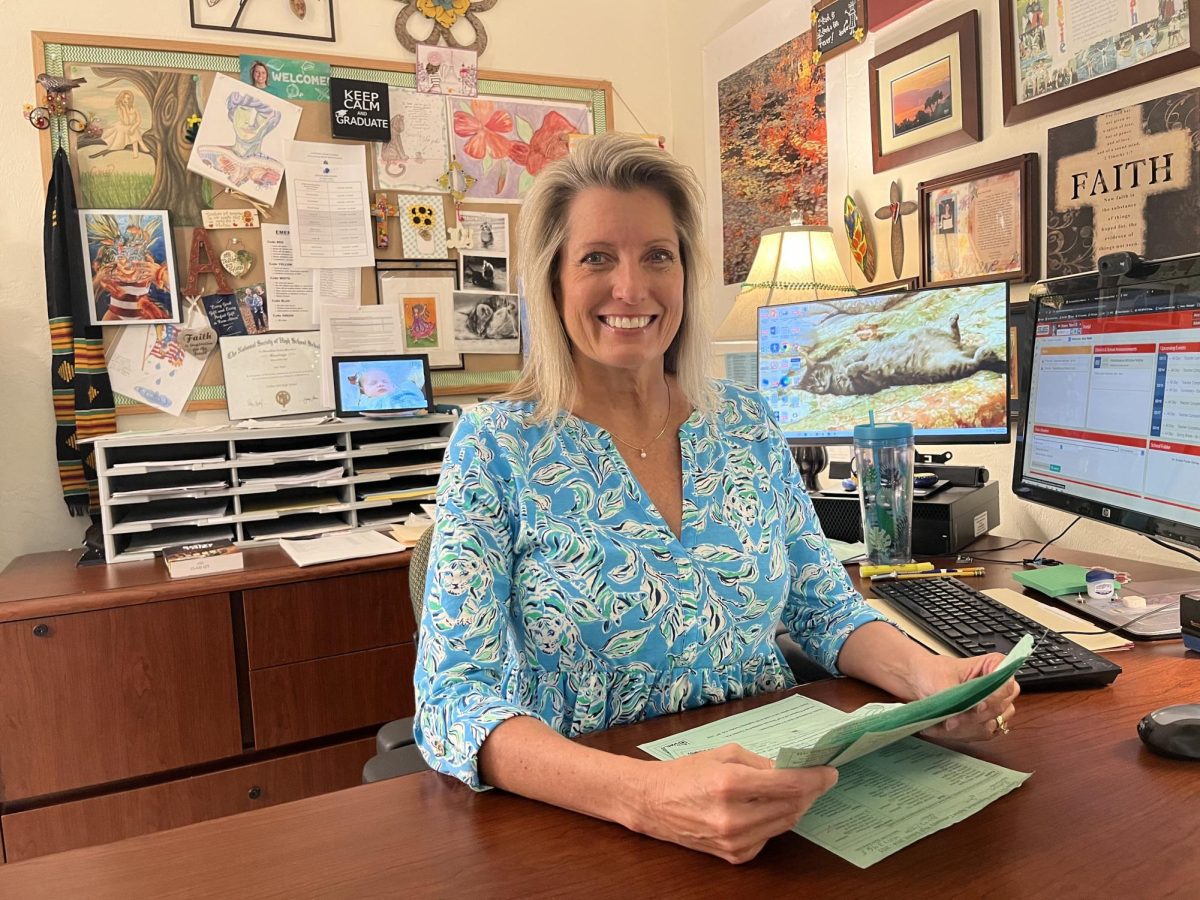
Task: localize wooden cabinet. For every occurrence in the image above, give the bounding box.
[0,547,418,862]
[0,594,242,802]
[1,738,375,861]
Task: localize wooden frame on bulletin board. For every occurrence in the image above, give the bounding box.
[33,32,612,414]
[998,0,1200,126]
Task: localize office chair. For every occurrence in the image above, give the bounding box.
[362,526,434,784]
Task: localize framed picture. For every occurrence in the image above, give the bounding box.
[376,261,462,370]
[1045,87,1200,278]
[190,0,337,42]
[999,0,1198,126]
[868,11,982,173]
[862,277,918,294]
[917,153,1039,288]
[79,209,180,325]
[1008,300,1033,420]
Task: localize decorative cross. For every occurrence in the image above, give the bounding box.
[874,180,918,280]
[372,192,400,249]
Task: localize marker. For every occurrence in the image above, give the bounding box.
[871,567,986,581]
[860,562,934,577]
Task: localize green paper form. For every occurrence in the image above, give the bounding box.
[638,635,1034,867]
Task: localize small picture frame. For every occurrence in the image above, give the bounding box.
[190,0,336,42]
[999,0,1199,126]
[868,10,982,172]
[375,261,462,370]
[917,153,1040,288]
[1008,300,1033,421]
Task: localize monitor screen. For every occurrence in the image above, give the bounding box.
[332,354,434,417]
[1013,255,1200,550]
[757,281,1010,444]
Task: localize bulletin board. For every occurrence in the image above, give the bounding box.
[33,32,613,414]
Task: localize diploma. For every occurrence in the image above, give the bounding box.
[220,333,331,421]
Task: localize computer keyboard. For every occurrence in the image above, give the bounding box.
[872,577,1122,690]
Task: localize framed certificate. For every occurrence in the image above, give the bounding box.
[219,333,329,420]
[917,154,1040,288]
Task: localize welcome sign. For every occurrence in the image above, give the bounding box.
[329,77,391,141]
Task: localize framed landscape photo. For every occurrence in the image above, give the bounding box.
[917,154,1039,288]
[868,11,982,172]
[999,0,1198,126]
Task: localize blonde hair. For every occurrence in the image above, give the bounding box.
[505,133,715,420]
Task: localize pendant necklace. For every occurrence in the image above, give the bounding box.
[609,374,671,460]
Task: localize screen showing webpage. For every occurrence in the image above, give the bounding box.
[1020,291,1200,529]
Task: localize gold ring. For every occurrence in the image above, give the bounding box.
[995,714,1010,735]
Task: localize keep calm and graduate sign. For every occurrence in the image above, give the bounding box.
[329,77,391,141]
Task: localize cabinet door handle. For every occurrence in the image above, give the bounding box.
[248,785,262,800]
[32,624,50,638]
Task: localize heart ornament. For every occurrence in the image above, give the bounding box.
[177,325,218,360]
[220,248,255,278]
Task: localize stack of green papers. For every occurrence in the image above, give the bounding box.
[776,634,1033,769]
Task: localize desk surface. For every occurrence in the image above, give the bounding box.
[1,543,1198,897]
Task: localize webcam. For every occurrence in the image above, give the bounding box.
[1097,251,1147,278]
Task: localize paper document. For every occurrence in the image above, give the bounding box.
[389,523,431,544]
[280,530,406,567]
[284,140,374,269]
[775,635,1032,769]
[317,304,404,407]
[640,692,1030,868]
[983,588,1133,652]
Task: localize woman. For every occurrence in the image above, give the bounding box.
[414,134,1018,864]
[106,90,149,158]
[249,60,270,90]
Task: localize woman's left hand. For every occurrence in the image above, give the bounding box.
[911,653,1020,742]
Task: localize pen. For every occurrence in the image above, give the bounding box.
[871,567,986,581]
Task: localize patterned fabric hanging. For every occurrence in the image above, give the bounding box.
[44,147,116,515]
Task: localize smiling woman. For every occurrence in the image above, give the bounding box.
[412,134,1022,865]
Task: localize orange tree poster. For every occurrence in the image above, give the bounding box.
[717,30,828,284]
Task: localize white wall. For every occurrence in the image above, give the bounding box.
[666,0,1200,569]
[0,0,673,568]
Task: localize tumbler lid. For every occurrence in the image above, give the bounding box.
[853,420,913,446]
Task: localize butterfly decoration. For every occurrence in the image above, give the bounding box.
[874,181,917,280]
[843,195,877,282]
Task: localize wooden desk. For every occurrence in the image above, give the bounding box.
[1,547,1197,897]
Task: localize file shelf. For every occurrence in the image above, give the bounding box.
[94,415,457,563]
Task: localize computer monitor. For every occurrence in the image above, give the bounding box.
[757,281,1011,445]
[1012,253,1200,553]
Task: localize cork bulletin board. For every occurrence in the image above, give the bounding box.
[33,32,613,413]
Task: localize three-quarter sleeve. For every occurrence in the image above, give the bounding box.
[768,426,888,675]
[413,410,538,789]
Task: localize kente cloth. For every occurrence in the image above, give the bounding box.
[45,147,116,515]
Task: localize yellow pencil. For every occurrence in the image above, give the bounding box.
[894,567,985,580]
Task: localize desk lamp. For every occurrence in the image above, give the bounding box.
[714,223,857,492]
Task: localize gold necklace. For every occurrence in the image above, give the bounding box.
[609,375,672,460]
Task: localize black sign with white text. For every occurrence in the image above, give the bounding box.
[329,77,391,141]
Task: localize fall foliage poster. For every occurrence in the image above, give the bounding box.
[717,30,828,285]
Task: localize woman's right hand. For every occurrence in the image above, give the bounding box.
[632,743,838,864]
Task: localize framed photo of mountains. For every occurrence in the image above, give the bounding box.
[868,11,982,172]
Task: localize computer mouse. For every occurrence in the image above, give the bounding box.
[1138,704,1200,760]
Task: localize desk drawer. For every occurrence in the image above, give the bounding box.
[250,644,415,748]
[242,568,413,668]
[1,737,375,862]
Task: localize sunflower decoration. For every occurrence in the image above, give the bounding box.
[407,202,438,241]
[393,0,500,54]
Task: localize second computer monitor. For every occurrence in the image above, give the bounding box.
[757,281,1011,444]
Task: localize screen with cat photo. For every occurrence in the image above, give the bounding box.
[757,281,1010,444]
[332,354,434,417]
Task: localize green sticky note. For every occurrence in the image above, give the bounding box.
[1012,564,1093,597]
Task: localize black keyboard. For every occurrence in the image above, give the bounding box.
[872,577,1122,690]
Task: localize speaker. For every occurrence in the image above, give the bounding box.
[827,460,989,487]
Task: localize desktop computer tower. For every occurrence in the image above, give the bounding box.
[810,481,1000,556]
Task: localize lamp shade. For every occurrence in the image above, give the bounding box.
[714,225,856,342]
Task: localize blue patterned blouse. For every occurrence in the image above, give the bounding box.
[414,380,886,788]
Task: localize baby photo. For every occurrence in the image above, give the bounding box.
[335,356,430,414]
